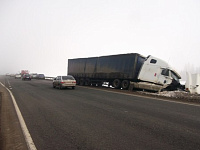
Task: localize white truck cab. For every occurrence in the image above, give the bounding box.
[135,56,181,91]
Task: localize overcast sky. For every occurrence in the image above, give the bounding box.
[0,0,200,77]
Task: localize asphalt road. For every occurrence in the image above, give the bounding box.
[1,76,200,150]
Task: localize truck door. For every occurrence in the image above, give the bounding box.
[157,68,172,86]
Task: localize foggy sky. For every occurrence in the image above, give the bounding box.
[0,0,200,77]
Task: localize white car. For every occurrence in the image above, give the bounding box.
[15,74,21,79]
[53,75,76,89]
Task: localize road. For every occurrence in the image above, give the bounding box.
[1,76,200,150]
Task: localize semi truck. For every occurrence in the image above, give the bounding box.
[21,70,29,76]
[68,53,181,91]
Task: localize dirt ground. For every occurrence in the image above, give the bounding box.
[100,85,200,104]
[136,90,200,104]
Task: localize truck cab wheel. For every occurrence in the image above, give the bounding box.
[112,79,121,89]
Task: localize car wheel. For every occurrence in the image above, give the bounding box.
[53,84,56,88]
[72,86,75,89]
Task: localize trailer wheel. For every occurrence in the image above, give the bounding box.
[112,79,121,89]
[121,80,130,90]
[80,78,85,86]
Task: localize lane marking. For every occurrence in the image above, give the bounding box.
[0,82,37,150]
[79,86,200,107]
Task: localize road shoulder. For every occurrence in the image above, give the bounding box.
[0,85,28,150]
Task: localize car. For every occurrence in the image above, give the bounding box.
[22,74,31,80]
[10,74,15,77]
[37,74,45,79]
[30,73,37,79]
[15,74,21,79]
[53,75,76,89]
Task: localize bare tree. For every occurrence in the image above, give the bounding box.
[179,63,200,81]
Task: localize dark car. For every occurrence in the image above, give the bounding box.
[22,74,31,80]
[37,74,45,79]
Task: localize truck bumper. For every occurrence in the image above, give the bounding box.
[129,82,166,92]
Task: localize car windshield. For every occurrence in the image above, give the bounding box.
[62,76,75,80]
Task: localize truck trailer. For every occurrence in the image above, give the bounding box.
[68,53,181,91]
[21,70,29,76]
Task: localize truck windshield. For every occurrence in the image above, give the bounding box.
[171,71,180,83]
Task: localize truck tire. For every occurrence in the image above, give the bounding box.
[112,79,121,89]
[121,80,130,90]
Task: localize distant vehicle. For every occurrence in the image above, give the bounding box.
[37,74,45,79]
[30,73,37,79]
[21,70,29,77]
[22,74,31,80]
[15,74,21,79]
[10,74,15,77]
[53,75,76,89]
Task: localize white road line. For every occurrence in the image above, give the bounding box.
[0,82,37,150]
[80,86,200,107]
[6,78,11,87]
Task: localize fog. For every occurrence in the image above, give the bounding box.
[0,0,200,78]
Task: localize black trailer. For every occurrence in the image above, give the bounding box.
[68,53,146,89]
